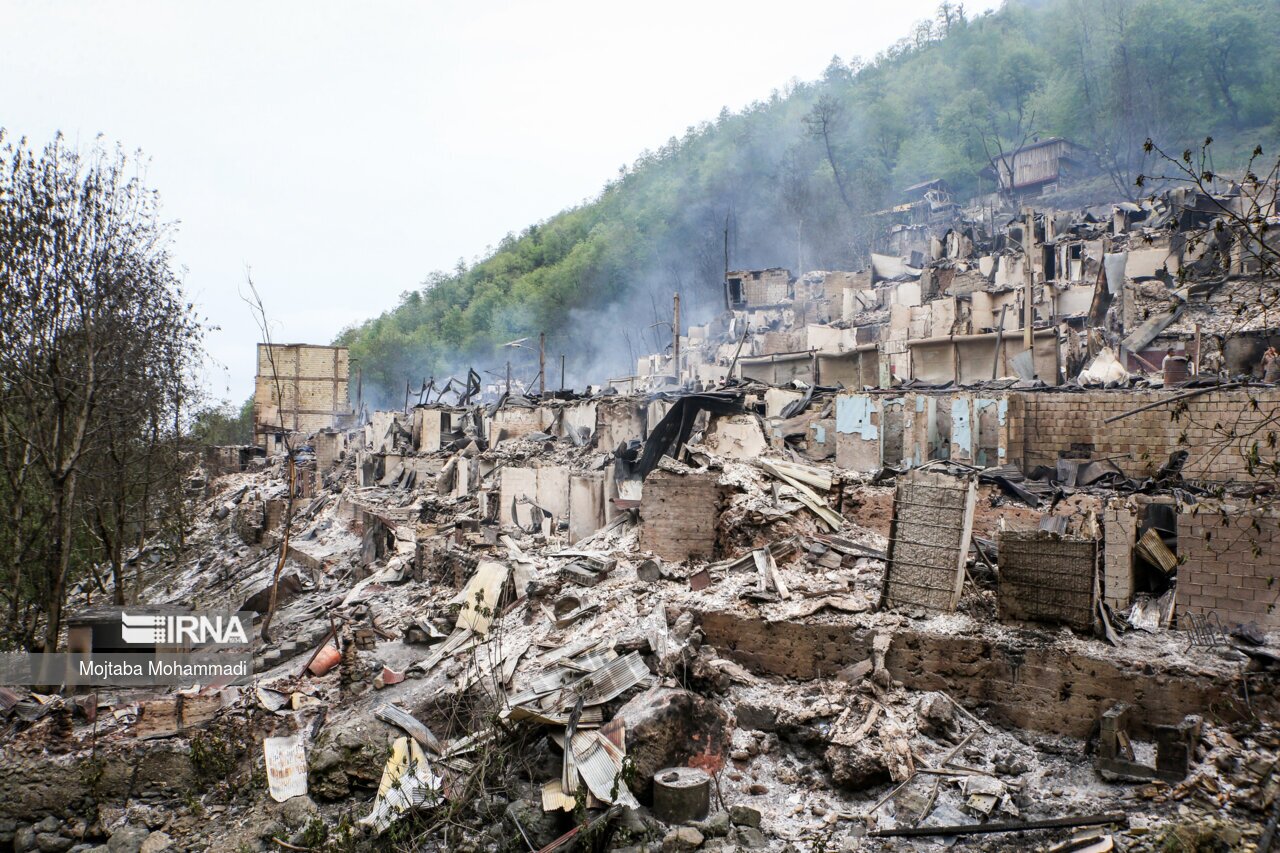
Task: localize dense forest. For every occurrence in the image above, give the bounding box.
[338,0,1280,401]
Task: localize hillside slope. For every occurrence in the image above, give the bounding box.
[339,0,1279,400]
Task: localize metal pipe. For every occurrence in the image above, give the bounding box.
[1024,208,1034,349]
[869,811,1127,839]
[1102,382,1241,424]
[992,303,1009,380]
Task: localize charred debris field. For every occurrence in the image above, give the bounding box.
[5,169,1280,853]
[4,2,1280,852]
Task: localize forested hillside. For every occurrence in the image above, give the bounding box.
[339,0,1279,399]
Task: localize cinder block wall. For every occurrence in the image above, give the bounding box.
[1176,509,1280,629]
[1102,499,1136,609]
[254,344,350,444]
[1012,388,1280,481]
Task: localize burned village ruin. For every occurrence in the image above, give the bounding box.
[4,3,1280,852]
[5,146,1280,852]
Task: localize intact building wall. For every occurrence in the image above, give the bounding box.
[1011,387,1280,482]
[254,344,351,451]
[1175,508,1280,630]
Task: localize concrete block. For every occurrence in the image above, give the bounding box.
[498,467,538,527]
[535,465,570,523]
[704,414,769,460]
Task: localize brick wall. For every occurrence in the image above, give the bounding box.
[761,331,804,355]
[1176,508,1280,629]
[640,471,723,561]
[1013,388,1280,481]
[1102,498,1136,609]
[693,610,1243,738]
[489,407,542,441]
[742,270,792,305]
[254,344,351,445]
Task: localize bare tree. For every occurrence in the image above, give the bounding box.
[241,275,298,644]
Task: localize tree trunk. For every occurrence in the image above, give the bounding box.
[43,470,78,652]
[821,130,857,220]
[260,456,296,643]
[111,503,126,605]
[1211,58,1240,126]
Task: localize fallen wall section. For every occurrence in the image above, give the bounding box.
[881,469,976,612]
[692,611,1246,740]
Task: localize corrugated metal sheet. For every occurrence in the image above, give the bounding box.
[541,778,576,812]
[506,704,602,727]
[358,737,443,834]
[572,731,639,808]
[505,668,578,707]
[570,652,651,706]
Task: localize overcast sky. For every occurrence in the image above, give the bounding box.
[3,0,998,404]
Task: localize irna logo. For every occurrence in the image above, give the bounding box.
[121,611,250,646]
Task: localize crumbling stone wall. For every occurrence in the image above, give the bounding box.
[1175,508,1280,630]
[1012,387,1280,481]
[488,406,543,442]
[693,610,1248,739]
[597,398,645,452]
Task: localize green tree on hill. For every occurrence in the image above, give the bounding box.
[339,0,1280,400]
